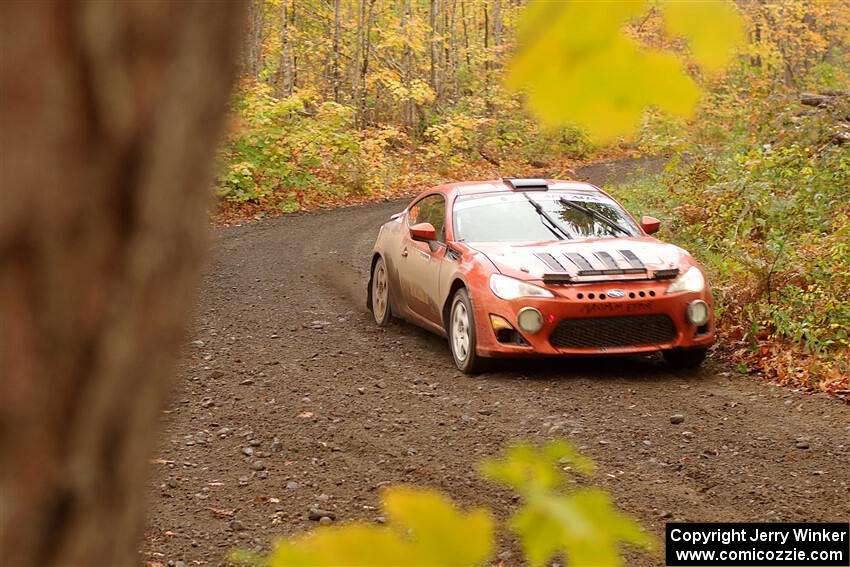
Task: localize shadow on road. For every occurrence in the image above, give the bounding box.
[482,354,703,383]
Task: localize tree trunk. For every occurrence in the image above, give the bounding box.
[332,0,342,102]
[484,0,490,61]
[290,1,298,90]
[352,0,363,116]
[401,0,415,130]
[461,0,471,69]
[445,0,455,98]
[0,2,244,565]
[279,0,293,97]
[243,0,265,79]
[492,0,502,64]
[357,0,377,129]
[484,0,492,110]
[429,0,438,96]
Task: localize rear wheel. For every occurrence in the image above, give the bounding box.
[370,256,392,326]
[663,347,707,369]
[449,288,486,374]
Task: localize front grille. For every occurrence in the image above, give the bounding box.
[550,314,677,349]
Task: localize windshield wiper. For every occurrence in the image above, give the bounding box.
[558,198,632,237]
[522,192,572,240]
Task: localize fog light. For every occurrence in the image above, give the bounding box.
[687,300,709,326]
[517,307,544,334]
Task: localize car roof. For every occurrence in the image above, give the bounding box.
[431,179,604,198]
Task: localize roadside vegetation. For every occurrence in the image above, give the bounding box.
[614,18,850,392]
[220,0,848,395]
[616,92,849,394]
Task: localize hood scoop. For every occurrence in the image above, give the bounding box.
[536,250,678,284]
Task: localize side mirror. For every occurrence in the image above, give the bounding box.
[641,215,661,235]
[409,222,437,242]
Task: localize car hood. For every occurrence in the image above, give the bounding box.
[468,237,690,281]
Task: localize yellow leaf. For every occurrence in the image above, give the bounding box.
[661,0,745,72]
[261,486,494,567]
[384,486,495,565]
[512,489,654,567]
[506,0,742,141]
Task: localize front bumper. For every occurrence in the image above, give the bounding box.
[474,280,715,357]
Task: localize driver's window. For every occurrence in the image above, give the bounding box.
[408,194,446,243]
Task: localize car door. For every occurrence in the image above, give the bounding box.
[399,194,447,325]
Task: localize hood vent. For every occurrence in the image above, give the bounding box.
[540,249,654,283]
[534,252,567,272]
[564,252,594,272]
[619,249,645,269]
[563,250,646,277]
[593,251,619,270]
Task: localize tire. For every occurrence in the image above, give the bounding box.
[370,256,392,326]
[663,347,707,369]
[448,288,486,374]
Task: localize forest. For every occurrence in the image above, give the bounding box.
[221,0,849,393]
[1,1,849,566]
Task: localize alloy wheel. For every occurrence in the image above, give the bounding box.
[452,301,470,361]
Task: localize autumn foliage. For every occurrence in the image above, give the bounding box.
[219,0,848,395]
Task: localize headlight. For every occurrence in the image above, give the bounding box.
[489,274,554,300]
[666,266,705,294]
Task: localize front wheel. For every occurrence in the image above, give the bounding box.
[663,347,707,369]
[448,288,486,374]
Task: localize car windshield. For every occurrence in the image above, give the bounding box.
[452,191,641,242]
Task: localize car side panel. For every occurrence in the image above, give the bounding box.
[437,242,500,344]
[373,212,447,333]
[397,236,446,325]
[372,217,411,320]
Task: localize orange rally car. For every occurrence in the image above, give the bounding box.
[367,178,715,373]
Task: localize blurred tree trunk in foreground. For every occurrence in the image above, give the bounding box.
[0,2,243,565]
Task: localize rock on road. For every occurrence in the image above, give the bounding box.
[142,160,850,566]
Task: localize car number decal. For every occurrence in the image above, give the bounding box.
[580,301,652,314]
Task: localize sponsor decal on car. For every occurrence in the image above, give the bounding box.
[581,301,652,314]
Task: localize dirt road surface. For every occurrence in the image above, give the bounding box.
[141,160,850,566]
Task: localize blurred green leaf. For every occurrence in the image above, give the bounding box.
[511,489,653,567]
[480,440,594,491]
[483,441,653,567]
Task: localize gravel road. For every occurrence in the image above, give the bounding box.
[141,159,850,566]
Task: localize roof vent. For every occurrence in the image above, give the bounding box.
[502,177,549,191]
